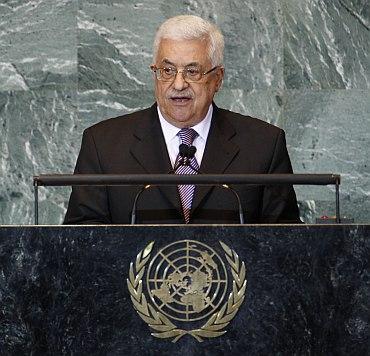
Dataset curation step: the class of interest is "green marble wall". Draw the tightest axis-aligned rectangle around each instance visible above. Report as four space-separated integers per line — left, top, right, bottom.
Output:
0 0 369 224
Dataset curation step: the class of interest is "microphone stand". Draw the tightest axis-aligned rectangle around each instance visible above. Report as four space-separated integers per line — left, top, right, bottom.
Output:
220 185 245 224
130 184 151 225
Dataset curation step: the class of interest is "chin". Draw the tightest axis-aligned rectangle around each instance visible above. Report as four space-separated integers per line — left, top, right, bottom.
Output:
171 117 192 127
169 110 192 122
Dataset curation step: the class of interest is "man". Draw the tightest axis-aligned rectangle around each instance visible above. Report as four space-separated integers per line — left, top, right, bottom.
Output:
64 15 300 224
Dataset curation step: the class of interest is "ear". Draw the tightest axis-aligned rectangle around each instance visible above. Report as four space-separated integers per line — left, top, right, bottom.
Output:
215 67 224 92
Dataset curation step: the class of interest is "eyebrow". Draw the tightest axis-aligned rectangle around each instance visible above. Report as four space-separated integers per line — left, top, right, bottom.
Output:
162 59 200 67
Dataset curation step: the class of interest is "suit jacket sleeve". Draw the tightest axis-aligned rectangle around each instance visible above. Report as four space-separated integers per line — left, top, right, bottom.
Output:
261 129 301 223
64 128 111 224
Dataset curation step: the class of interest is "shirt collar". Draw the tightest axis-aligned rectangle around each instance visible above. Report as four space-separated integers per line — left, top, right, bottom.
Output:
157 104 213 142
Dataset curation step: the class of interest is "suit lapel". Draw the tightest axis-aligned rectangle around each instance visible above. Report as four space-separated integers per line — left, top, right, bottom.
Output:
129 104 181 213
191 106 240 215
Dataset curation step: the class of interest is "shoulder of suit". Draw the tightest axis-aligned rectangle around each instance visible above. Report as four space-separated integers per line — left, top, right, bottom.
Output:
216 107 282 133
84 106 153 134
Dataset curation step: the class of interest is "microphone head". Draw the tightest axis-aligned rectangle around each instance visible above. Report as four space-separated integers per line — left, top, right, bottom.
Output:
179 144 188 157
188 145 197 158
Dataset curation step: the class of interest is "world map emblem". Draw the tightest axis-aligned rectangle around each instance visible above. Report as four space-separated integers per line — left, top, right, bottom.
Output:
127 240 247 342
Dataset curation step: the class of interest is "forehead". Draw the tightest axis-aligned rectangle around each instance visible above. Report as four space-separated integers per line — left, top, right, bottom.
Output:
156 38 210 67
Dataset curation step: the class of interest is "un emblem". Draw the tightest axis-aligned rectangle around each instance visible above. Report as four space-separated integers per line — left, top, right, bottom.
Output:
127 240 247 342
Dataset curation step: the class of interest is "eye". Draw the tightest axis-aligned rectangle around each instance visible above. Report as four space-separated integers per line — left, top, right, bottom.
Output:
162 67 175 75
186 67 201 77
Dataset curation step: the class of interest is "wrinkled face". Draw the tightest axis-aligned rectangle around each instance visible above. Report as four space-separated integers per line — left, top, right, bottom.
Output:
153 38 224 128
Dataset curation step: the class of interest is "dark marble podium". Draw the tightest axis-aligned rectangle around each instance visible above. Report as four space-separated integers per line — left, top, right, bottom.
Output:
0 225 369 355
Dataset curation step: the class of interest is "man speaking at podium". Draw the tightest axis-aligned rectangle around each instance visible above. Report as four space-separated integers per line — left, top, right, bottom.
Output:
64 15 300 225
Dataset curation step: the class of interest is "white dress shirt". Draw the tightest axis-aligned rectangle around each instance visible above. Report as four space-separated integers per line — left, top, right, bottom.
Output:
157 105 213 168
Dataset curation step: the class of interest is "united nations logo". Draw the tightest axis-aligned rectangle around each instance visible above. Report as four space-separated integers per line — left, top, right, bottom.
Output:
148 241 228 322
127 240 247 342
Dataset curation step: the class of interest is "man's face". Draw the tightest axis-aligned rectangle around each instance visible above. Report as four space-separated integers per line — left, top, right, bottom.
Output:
153 38 224 128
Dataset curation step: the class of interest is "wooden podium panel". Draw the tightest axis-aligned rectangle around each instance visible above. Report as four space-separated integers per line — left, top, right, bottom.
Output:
0 225 369 355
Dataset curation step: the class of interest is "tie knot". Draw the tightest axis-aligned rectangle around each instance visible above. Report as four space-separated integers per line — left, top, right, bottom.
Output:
178 128 198 146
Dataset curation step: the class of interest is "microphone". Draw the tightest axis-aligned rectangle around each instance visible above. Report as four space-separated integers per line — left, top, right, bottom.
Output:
171 144 188 172
187 146 197 164
173 144 199 173
179 143 189 157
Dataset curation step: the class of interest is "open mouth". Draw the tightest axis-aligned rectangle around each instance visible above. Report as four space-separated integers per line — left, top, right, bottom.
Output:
170 97 192 104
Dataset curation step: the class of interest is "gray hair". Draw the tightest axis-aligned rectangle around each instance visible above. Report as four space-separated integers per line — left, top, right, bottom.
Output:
153 15 224 67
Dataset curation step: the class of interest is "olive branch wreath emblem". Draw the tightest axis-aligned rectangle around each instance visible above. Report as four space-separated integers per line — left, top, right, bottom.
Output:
127 241 247 342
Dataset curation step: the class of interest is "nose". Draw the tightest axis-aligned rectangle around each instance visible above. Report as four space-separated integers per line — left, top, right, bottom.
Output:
172 70 189 91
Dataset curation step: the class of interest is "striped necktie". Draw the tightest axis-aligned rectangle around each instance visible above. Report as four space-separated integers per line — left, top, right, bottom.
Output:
175 128 199 223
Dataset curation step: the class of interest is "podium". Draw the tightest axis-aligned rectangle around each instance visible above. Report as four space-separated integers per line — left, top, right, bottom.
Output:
1 224 369 354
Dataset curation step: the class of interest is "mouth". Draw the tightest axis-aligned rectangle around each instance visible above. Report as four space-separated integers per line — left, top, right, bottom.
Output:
169 96 192 104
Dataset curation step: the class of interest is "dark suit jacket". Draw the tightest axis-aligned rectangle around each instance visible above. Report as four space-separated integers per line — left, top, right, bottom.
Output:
64 104 300 224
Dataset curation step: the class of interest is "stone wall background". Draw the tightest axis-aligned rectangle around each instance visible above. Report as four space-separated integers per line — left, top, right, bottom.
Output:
0 0 369 224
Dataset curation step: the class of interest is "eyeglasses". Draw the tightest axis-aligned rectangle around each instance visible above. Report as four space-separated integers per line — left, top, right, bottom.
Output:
150 65 220 82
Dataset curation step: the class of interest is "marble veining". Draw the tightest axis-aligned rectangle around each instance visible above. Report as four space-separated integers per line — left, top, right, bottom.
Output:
283 0 370 89
0 0 369 224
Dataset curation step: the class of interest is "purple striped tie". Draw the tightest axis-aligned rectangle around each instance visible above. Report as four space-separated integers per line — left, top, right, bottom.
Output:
175 128 199 223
